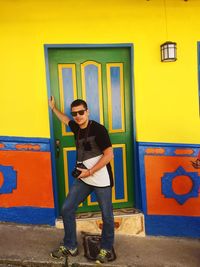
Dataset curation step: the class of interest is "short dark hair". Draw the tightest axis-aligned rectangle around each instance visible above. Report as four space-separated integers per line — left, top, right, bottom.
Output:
70 99 88 110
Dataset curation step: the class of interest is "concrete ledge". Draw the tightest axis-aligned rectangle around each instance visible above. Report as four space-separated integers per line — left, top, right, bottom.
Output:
56 209 145 237
0 258 64 267
0 223 200 267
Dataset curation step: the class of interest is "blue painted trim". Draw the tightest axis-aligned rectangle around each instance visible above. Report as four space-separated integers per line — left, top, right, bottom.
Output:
0 142 50 152
0 136 49 143
145 215 200 238
139 141 200 148
44 43 133 49
0 207 56 226
44 46 59 217
138 141 200 157
138 143 148 213
129 45 141 210
0 136 50 152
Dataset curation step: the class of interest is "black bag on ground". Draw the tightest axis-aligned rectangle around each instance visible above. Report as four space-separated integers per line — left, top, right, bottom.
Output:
81 232 116 261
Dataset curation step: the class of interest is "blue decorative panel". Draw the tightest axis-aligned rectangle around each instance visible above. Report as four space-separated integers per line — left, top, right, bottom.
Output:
107 63 125 133
58 64 77 136
113 147 125 200
84 64 99 122
81 62 103 124
162 166 200 205
65 149 77 193
62 67 75 133
0 165 17 194
110 67 122 129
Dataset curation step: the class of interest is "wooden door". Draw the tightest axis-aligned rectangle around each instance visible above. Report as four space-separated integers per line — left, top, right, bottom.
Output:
47 46 134 213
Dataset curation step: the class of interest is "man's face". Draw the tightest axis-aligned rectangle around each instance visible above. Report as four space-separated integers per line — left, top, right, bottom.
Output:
71 104 89 128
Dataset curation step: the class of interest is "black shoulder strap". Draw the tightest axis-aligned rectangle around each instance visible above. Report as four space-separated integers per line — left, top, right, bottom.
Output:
76 121 92 161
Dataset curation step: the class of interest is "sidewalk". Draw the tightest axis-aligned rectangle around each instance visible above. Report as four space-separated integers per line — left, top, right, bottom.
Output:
0 222 199 267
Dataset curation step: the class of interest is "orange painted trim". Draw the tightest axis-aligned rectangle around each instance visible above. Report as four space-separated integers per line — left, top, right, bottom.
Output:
145 148 165 154
15 144 41 151
0 144 5 149
174 149 194 155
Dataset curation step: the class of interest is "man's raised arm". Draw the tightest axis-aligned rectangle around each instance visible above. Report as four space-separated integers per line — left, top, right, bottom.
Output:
49 96 70 126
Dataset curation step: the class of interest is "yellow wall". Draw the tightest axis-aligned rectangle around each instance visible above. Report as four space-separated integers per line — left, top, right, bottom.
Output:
0 0 200 143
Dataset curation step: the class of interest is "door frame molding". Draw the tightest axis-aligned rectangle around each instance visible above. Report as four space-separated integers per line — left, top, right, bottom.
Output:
44 43 138 217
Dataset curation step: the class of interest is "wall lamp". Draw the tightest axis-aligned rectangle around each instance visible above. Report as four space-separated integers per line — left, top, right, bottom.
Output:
160 41 177 62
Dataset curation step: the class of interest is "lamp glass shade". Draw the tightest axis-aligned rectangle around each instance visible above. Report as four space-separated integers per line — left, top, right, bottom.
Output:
161 42 177 62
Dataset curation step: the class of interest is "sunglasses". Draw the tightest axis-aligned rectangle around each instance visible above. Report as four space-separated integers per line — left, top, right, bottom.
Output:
71 109 87 117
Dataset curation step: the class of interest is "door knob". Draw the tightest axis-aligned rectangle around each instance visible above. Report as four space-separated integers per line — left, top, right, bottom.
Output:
55 139 60 158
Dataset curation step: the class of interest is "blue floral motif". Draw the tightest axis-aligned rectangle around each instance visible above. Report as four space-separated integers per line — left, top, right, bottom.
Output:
0 165 17 194
161 166 200 205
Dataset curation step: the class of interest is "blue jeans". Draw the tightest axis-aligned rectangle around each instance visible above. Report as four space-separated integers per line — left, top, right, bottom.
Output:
61 179 114 250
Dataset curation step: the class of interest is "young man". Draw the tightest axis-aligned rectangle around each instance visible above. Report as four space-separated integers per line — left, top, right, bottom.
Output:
49 97 115 264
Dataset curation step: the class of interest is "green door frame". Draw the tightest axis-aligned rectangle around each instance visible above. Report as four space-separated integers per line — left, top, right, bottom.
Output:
44 43 137 217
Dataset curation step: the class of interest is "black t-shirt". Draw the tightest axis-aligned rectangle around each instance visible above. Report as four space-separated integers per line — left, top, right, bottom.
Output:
69 120 113 187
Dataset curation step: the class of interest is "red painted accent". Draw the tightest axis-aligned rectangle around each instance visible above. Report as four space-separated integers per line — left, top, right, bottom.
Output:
172 175 193 195
15 144 41 150
145 156 200 216
0 172 4 187
98 223 103 230
198 150 200 159
174 149 194 155
0 144 5 148
145 148 165 154
0 151 54 208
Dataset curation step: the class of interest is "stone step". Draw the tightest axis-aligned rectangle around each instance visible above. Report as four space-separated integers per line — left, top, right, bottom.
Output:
56 208 145 236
